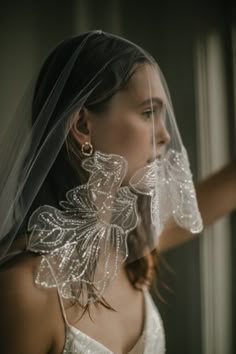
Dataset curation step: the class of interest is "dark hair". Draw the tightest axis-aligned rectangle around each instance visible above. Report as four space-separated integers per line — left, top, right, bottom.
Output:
18 31 160 310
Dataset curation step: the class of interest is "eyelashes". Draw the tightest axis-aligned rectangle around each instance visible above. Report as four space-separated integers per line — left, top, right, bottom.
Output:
142 107 161 119
142 109 154 118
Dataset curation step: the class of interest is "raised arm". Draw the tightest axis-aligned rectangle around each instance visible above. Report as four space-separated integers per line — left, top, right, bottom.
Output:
159 160 236 252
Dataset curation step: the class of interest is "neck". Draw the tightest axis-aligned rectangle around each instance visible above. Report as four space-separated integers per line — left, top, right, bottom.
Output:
103 265 141 308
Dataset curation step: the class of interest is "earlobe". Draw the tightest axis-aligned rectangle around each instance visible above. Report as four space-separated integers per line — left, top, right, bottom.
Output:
71 108 92 146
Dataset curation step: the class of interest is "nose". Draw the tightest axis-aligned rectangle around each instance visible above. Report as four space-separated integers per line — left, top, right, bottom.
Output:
155 119 171 147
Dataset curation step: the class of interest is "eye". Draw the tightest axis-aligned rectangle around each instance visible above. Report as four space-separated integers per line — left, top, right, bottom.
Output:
142 108 156 119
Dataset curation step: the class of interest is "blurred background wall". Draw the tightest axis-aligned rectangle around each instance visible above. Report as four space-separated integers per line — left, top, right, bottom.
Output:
0 1 235 353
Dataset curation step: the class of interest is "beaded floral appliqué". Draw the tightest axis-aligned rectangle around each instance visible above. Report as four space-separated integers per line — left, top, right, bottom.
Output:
130 147 203 235
27 152 139 300
27 148 202 301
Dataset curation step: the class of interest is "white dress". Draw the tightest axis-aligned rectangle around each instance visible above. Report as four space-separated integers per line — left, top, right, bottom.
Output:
61 289 166 354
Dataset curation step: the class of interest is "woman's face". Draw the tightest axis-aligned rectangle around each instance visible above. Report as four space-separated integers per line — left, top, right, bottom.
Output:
89 63 170 181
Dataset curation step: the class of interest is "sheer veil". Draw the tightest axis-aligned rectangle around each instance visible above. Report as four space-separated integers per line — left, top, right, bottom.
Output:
0 31 202 301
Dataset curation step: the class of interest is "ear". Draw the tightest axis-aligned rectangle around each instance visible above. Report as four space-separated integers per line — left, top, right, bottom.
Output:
70 108 92 146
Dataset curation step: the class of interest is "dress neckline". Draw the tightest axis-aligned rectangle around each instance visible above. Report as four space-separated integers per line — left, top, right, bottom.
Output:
63 288 148 354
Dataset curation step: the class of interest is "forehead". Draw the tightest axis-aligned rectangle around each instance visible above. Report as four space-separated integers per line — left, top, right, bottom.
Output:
125 63 166 104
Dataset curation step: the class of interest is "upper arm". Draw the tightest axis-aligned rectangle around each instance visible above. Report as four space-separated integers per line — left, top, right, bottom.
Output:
0 259 54 354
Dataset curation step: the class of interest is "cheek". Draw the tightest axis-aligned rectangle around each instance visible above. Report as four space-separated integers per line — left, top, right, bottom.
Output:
117 124 149 158
91 116 153 183
92 115 151 159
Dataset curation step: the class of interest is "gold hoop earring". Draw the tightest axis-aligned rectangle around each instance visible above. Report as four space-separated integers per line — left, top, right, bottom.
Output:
81 142 93 157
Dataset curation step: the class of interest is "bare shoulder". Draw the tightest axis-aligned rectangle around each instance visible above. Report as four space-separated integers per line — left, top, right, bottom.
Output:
0 252 49 311
0 253 60 354
1 252 43 293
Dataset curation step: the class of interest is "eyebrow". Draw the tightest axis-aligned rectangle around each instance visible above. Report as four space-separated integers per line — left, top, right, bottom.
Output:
139 97 165 108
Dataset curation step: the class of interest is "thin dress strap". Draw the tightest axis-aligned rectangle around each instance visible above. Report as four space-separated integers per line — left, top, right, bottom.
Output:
43 255 69 326
55 285 70 326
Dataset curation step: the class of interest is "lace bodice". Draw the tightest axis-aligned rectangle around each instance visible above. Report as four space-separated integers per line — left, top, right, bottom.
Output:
61 289 165 354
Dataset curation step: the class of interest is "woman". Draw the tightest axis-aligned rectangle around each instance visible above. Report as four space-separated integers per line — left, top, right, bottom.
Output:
0 31 235 354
